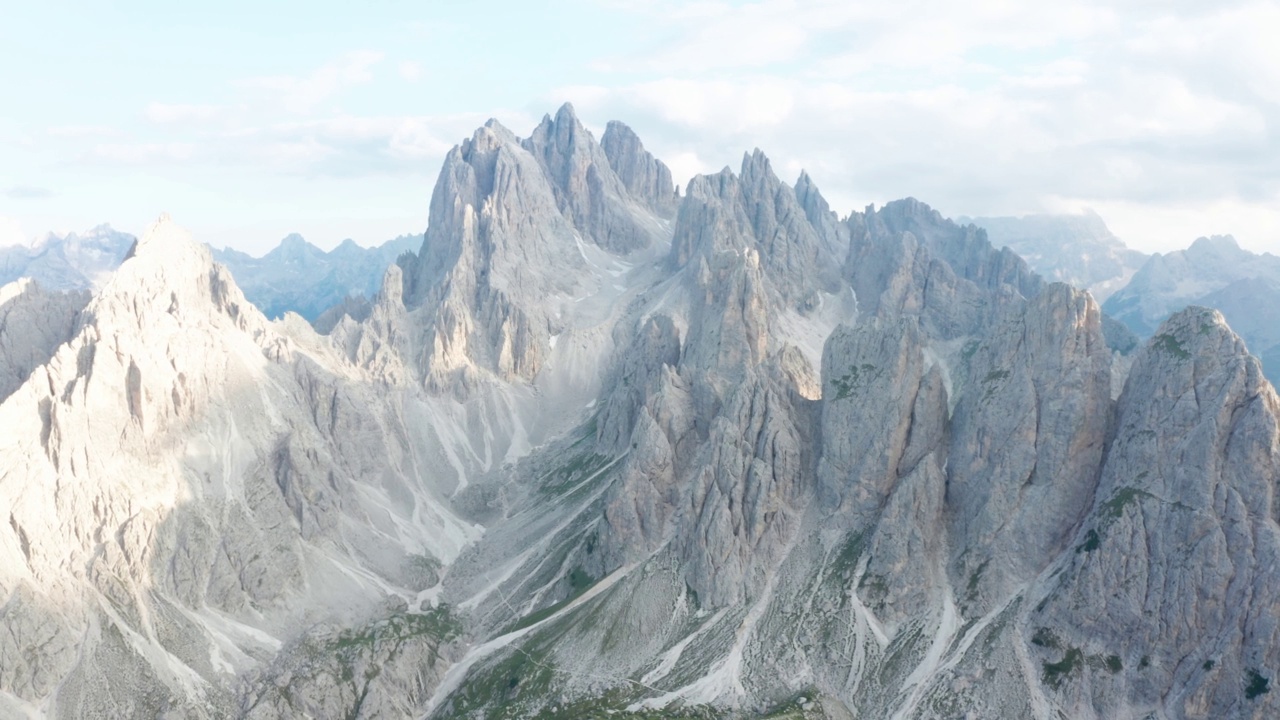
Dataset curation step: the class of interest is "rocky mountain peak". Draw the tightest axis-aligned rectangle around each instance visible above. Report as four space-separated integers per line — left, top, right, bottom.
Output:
521 101 658 254
1187 233 1243 256
794 168 849 260
1103 233 1280 381
95 215 264 341
671 156 843 307
1133 305 1255 387
527 102 589 157
793 170 825 214
473 117 520 149
1025 303 1280 718
600 119 678 217
739 147 773 180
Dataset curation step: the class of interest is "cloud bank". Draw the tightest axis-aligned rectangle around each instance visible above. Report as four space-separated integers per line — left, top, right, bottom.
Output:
7 0 1277 254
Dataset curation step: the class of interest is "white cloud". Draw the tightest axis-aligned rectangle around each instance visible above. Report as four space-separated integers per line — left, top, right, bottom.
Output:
4 185 53 200
0 215 30 247
14 5 1280 254
88 142 196 164
563 0 1280 251
240 51 385 114
46 125 119 138
224 113 491 176
145 102 223 124
1048 194 1280 255
399 61 423 82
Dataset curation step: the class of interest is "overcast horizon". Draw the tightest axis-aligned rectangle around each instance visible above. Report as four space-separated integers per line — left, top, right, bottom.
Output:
3 0 1278 256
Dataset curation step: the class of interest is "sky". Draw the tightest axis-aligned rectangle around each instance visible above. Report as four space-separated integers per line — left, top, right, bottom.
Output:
1 0 1278 256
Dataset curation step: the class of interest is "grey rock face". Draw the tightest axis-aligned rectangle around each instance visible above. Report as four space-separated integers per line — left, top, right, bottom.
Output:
1032 306 1280 719
846 220 1023 342
857 198 1043 301
600 120 679 218
672 153 843 310
815 318 950 628
0 218 476 718
946 283 1112 613
523 103 660 254
597 249 815 606
0 279 89 403
817 318 937 518
401 119 582 389
795 170 850 261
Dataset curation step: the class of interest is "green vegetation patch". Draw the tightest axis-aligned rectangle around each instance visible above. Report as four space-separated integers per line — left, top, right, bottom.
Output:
980 602 1017 661
503 566 601 635
325 605 461 655
981 369 1012 401
448 641 559 718
966 560 990 600
1101 487 1149 523
570 415 599 447
530 689 719 719
830 531 866 581
539 451 613 496
1076 529 1100 553
832 363 880 400
1247 669 1271 700
754 687 825 719
983 369 1011 384
879 623 926 685
860 568 890 602
1152 333 1191 360
1043 648 1084 689
1031 627 1061 650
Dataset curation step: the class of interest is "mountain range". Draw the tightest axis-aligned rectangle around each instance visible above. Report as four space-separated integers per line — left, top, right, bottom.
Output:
0 225 136 291
1102 235 1280 382
1 227 419 324
1 104 1278 719
961 211 1147 303
210 234 421 322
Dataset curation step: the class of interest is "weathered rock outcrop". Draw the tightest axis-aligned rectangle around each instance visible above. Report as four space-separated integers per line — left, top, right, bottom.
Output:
946 283 1112 613
0 218 475 718
601 119 679 219
0 279 89 403
1031 306 1280 718
523 103 661 254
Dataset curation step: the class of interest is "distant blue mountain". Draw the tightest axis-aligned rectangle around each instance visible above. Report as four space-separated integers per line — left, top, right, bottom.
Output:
0 225 136 290
211 233 420 321
1103 235 1280 384
1 226 420 323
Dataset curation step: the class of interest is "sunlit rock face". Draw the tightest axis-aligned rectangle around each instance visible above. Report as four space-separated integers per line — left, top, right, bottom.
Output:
2 107 1278 720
